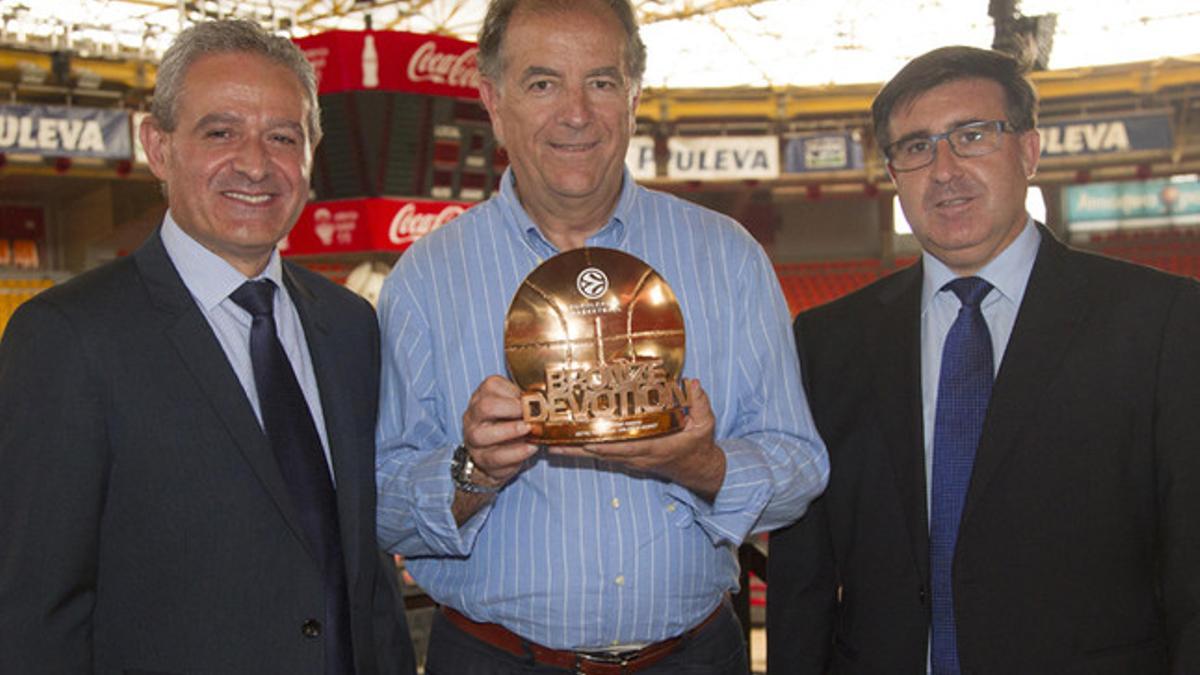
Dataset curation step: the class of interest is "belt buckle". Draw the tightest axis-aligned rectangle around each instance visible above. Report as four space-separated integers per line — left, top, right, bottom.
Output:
575 650 632 674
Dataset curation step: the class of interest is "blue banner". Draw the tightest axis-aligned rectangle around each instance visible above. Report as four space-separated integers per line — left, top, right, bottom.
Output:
784 132 864 172
1065 179 1200 228
0 104 131 159
1039 112 1173 158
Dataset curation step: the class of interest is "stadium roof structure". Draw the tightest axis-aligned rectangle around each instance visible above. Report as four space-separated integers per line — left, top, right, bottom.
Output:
0 0 1197 88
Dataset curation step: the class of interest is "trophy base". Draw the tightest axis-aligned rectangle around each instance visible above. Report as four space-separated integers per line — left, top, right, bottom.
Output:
529 409 686 445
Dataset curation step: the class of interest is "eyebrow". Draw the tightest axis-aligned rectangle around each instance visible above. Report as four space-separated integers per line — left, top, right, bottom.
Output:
193 112 241 131
192 112 305 137
586 66 623 81
519 65 561 83
518 65 624 83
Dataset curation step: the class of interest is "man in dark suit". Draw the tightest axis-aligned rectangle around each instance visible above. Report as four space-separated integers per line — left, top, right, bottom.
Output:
768 46 1200 675
0 20 414 675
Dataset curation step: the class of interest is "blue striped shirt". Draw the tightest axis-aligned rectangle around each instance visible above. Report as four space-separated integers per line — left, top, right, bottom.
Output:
375 168 828 649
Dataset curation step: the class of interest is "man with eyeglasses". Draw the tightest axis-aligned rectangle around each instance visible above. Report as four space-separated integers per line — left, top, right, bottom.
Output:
767 46 1200 674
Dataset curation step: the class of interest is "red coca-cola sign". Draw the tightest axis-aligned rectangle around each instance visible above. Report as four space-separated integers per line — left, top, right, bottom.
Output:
283 197 471 256
294 30 481 99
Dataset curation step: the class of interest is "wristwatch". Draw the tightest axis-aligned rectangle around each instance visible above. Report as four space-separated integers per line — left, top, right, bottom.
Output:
450 444 503 494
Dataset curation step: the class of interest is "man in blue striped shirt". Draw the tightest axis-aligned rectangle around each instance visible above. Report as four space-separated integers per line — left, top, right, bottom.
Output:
375 1 828 672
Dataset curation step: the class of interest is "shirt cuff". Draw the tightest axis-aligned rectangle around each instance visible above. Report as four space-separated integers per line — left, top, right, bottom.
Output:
406 445 494 556
663 438 771 547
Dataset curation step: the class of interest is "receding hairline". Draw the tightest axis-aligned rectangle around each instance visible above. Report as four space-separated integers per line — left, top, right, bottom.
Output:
479 0 645 89
172 51 314 133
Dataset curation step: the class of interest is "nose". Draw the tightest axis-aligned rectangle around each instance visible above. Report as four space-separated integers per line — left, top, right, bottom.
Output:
928 136 962 181
559 84 594 129
233 137 270 181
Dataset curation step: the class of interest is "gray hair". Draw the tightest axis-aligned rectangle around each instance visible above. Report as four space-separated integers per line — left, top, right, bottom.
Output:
477 0 647 89
151 19 322 143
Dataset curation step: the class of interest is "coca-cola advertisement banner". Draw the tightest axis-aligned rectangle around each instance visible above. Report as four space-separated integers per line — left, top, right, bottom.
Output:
282 197 471 256
294 30 480 99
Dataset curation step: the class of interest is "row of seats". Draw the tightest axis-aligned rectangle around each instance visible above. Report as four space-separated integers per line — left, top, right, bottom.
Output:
776 258 916 316
777 243 1200 318
1088 229 1200 279
1107 253 1200 277
1089 229 1200 257
6 244 1198 338
1089 228 1200 245
0 278 55 338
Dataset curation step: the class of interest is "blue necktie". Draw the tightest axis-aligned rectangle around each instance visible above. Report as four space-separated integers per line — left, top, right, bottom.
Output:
930 276 994 675
231 280 353 675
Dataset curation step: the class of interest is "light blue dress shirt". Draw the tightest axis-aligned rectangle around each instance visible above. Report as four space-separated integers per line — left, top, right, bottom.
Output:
920 217 1040 501
375 168 829 650
160 213 335 477
919 217 1039 673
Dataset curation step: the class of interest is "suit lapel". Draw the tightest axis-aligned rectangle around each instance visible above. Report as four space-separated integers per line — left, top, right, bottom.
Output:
873 263 932 580
134 233 318 563
961 227 1090 527
284 264 366 591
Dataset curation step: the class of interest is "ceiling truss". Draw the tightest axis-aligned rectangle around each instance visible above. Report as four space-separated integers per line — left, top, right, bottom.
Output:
0 0 773 50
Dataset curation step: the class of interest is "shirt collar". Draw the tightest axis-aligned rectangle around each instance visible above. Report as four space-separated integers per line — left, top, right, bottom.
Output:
160 210 285 312
496 166 634 255
921 216 1041 314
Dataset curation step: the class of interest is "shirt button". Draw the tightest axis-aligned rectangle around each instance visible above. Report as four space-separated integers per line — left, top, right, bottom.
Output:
611 498 620 509
301 619 322 638
614 575 625 586
666 502 676 513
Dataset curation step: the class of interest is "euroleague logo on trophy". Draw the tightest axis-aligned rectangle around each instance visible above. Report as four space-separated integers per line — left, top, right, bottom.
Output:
576 267 608 299
504 248 689 444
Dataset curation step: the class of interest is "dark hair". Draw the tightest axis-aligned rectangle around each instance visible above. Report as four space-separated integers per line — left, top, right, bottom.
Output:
152 19 321 143
477 0 647 88
872 45 1037 150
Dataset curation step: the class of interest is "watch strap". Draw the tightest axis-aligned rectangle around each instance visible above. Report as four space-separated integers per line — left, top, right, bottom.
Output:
451 444 503 494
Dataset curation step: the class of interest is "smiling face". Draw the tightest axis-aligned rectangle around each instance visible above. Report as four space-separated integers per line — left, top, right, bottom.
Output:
888 77 1040 276
478 0 638 225
141 51 313 276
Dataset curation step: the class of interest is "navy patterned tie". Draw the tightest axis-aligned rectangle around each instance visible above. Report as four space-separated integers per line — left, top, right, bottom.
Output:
230 280 353 675
930 276 994 675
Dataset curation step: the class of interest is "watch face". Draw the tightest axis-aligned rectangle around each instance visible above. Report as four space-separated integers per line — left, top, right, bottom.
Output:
504 247 688 445
450 445 469 476
450 445 500 494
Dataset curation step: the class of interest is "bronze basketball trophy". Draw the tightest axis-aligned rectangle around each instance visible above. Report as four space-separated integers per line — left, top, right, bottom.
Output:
504 248 688 444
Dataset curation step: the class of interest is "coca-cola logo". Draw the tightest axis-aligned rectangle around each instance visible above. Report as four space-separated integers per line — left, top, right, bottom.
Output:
314 207 359 246
388 203 465 245
406 42 480 90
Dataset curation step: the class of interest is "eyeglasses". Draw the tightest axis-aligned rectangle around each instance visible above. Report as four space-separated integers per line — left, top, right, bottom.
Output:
884 120 1014 172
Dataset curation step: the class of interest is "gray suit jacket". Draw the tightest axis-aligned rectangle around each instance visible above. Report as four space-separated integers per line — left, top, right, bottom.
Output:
768 227 1200 674
0 231 415 675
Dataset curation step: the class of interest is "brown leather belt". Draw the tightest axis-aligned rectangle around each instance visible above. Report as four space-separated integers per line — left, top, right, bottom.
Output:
441 602 725 675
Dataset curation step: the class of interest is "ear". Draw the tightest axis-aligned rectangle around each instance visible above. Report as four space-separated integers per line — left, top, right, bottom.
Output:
139 115 172 183
1018 128 1040 180
478 78 505 145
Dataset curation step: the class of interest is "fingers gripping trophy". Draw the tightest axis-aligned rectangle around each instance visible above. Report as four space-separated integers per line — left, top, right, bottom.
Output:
504 248 689 444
